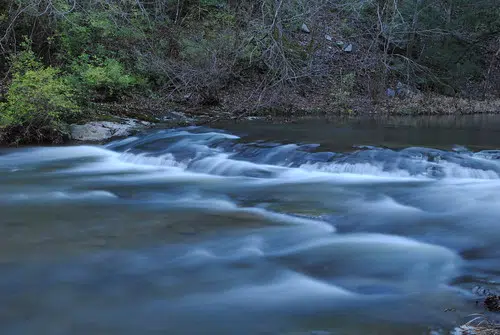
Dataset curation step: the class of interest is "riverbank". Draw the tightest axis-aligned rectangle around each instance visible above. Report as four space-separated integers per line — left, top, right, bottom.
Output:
83 89 500 124
118 92 500 120
2 92 500 145
60 92 500 143
2 1 499 145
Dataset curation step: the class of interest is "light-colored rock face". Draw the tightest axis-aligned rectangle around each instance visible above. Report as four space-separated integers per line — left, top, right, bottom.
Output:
301 23 310 33
70 118 151 142
159 111 194 123
70 123 114 142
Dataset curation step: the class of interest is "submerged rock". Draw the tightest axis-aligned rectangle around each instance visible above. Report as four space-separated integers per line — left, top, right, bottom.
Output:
70 118 152 142
484 295 500 312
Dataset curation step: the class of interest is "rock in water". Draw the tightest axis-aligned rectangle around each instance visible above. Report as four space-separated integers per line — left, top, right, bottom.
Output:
484 295 500 312
344 44 353 52
70 118 151 142
301 23 310 33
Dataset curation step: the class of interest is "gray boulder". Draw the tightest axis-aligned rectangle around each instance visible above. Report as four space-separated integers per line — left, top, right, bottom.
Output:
159 111 194 123
396 81 410 97
344 44 353 52
70 118 152 142
386 88 396 98
301 23 310 33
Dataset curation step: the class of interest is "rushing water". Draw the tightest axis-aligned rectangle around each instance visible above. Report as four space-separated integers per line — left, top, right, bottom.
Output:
1 116 500 335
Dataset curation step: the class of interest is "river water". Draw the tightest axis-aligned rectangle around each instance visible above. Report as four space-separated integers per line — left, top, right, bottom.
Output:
1 116 500 334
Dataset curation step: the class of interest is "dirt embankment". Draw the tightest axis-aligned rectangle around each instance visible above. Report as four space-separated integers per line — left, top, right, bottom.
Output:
93 92 500 128
92 6 500 124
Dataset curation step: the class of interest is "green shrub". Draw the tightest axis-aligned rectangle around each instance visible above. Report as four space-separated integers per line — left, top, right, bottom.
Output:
0 43 80 144
69 55 139 100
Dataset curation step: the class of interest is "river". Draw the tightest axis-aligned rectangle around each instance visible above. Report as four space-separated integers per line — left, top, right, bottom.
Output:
1 116 500 334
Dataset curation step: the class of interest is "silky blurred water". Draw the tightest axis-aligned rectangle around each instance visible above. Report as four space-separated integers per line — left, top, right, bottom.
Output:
1 116 500 335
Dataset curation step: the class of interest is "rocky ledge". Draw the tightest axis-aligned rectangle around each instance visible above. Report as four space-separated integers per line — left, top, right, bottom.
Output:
70 118 153 142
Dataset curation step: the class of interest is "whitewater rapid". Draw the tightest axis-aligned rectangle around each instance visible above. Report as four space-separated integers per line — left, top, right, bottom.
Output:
1 126 499 334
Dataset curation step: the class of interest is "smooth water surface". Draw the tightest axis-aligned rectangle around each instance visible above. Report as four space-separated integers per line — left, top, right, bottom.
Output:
2 116 500 335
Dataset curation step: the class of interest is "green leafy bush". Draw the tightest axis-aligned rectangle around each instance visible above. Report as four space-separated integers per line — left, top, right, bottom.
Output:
0 42 80 143
70 55 139 100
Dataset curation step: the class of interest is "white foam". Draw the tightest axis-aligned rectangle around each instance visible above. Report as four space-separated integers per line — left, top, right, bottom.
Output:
189 154 286 177
178 239 265 265
179 271 355 309
118 152 186 168
271 233 460 291
1 190 117 202
104 136 140 148
0 146 117 165
228 272 354 300
156 195 335 233
440 161 499 179
56 151 185 174
178 248 218 265
275 167 427 185
302 159 500 180
302 162 412 177
344 195 426 226
158 130 240 140
274 233 456 258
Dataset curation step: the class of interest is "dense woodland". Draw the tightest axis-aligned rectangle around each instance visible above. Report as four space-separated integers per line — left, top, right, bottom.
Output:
0 0 499 143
